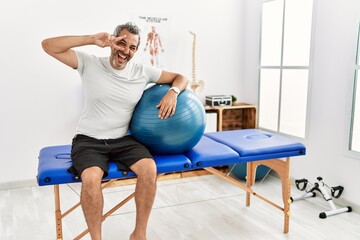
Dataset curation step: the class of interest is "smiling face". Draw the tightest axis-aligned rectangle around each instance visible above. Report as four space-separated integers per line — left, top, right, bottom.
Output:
110 29 139 70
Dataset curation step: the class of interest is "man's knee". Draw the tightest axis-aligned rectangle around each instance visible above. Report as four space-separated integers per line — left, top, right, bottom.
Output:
131 158 157 180
81 166 104 190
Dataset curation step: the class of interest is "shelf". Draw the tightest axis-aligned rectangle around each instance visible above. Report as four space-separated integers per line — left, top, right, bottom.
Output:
205 103 257 131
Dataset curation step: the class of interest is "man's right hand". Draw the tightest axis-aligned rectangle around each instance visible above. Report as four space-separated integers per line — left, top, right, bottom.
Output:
93 32 126 52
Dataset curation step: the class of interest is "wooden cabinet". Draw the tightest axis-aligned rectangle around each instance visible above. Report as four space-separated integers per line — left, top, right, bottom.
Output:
205 103 257 131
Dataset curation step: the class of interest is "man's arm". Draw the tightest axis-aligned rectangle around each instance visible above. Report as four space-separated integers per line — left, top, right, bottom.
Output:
41 33 125 69
156 71 189 119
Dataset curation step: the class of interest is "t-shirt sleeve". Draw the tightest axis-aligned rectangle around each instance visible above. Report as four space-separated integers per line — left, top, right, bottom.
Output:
74 50 89 75
142 64 162 84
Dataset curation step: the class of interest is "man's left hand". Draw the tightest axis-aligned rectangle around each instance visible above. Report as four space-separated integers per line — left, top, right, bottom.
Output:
156 91 178 119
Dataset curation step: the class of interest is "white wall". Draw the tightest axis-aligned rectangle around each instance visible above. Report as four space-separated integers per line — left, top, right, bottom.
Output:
243 0 360 209
294 0 360 208
0 0 244 187
242 0 262 105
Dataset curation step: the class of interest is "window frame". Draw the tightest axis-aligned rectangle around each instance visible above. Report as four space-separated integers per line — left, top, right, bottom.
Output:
258 0 315 140
348 21 360 156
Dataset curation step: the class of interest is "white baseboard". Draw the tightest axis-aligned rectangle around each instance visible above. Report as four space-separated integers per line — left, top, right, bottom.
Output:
0 179 38 190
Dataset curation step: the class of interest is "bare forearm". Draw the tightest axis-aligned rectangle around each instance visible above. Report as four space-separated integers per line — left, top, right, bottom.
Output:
157 71 189 91
41 35 95 55
172 74 189 91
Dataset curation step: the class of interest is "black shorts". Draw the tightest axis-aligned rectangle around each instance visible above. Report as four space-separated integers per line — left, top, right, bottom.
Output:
70 134 153 178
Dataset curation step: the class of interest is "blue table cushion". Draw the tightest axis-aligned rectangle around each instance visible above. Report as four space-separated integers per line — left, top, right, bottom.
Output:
38 145 192 186
38 130 306 186
205 129 306 162
38 145 75 185
185 135 240 168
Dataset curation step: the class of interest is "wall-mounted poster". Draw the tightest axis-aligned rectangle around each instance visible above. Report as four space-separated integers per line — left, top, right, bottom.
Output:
133 15 170 68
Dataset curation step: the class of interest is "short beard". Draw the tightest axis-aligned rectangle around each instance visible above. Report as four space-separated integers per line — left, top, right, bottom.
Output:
110 54 127 70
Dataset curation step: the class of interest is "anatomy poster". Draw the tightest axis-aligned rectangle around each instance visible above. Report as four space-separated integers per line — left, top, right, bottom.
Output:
133 15 171 68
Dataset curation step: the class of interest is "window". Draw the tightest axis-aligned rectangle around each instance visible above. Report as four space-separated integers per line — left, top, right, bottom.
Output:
259 0 313 138
350 23 360 152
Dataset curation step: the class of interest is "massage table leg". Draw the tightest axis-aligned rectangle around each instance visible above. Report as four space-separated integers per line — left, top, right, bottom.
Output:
54 185 63 240
248 157 291 233
246 162 256 207
206 157 292 233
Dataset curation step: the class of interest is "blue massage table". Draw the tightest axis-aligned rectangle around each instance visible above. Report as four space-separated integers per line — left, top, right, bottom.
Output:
37 129 306 239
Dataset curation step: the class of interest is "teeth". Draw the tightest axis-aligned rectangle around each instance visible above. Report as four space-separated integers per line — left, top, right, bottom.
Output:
118 52 126 59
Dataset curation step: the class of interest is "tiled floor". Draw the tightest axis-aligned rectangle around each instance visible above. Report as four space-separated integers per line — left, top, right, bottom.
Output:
1 174 359 240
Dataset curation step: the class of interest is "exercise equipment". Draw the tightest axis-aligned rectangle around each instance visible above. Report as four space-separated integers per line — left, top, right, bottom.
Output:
37 129 306 239
130 84 206 154
291 176 352 218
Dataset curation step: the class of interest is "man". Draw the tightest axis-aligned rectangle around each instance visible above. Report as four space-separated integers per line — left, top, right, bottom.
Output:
42 22 189 240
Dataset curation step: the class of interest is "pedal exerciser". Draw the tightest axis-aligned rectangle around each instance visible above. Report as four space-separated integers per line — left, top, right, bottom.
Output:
291 176 352 219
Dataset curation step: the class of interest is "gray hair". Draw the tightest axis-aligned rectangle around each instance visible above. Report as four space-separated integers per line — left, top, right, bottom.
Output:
113 22 141 48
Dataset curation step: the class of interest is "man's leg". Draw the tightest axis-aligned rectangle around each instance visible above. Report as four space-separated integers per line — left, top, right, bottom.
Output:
80 166 104 240
129 158 157 240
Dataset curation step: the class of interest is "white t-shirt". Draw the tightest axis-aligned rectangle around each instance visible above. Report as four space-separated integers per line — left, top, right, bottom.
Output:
75 50 162 139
